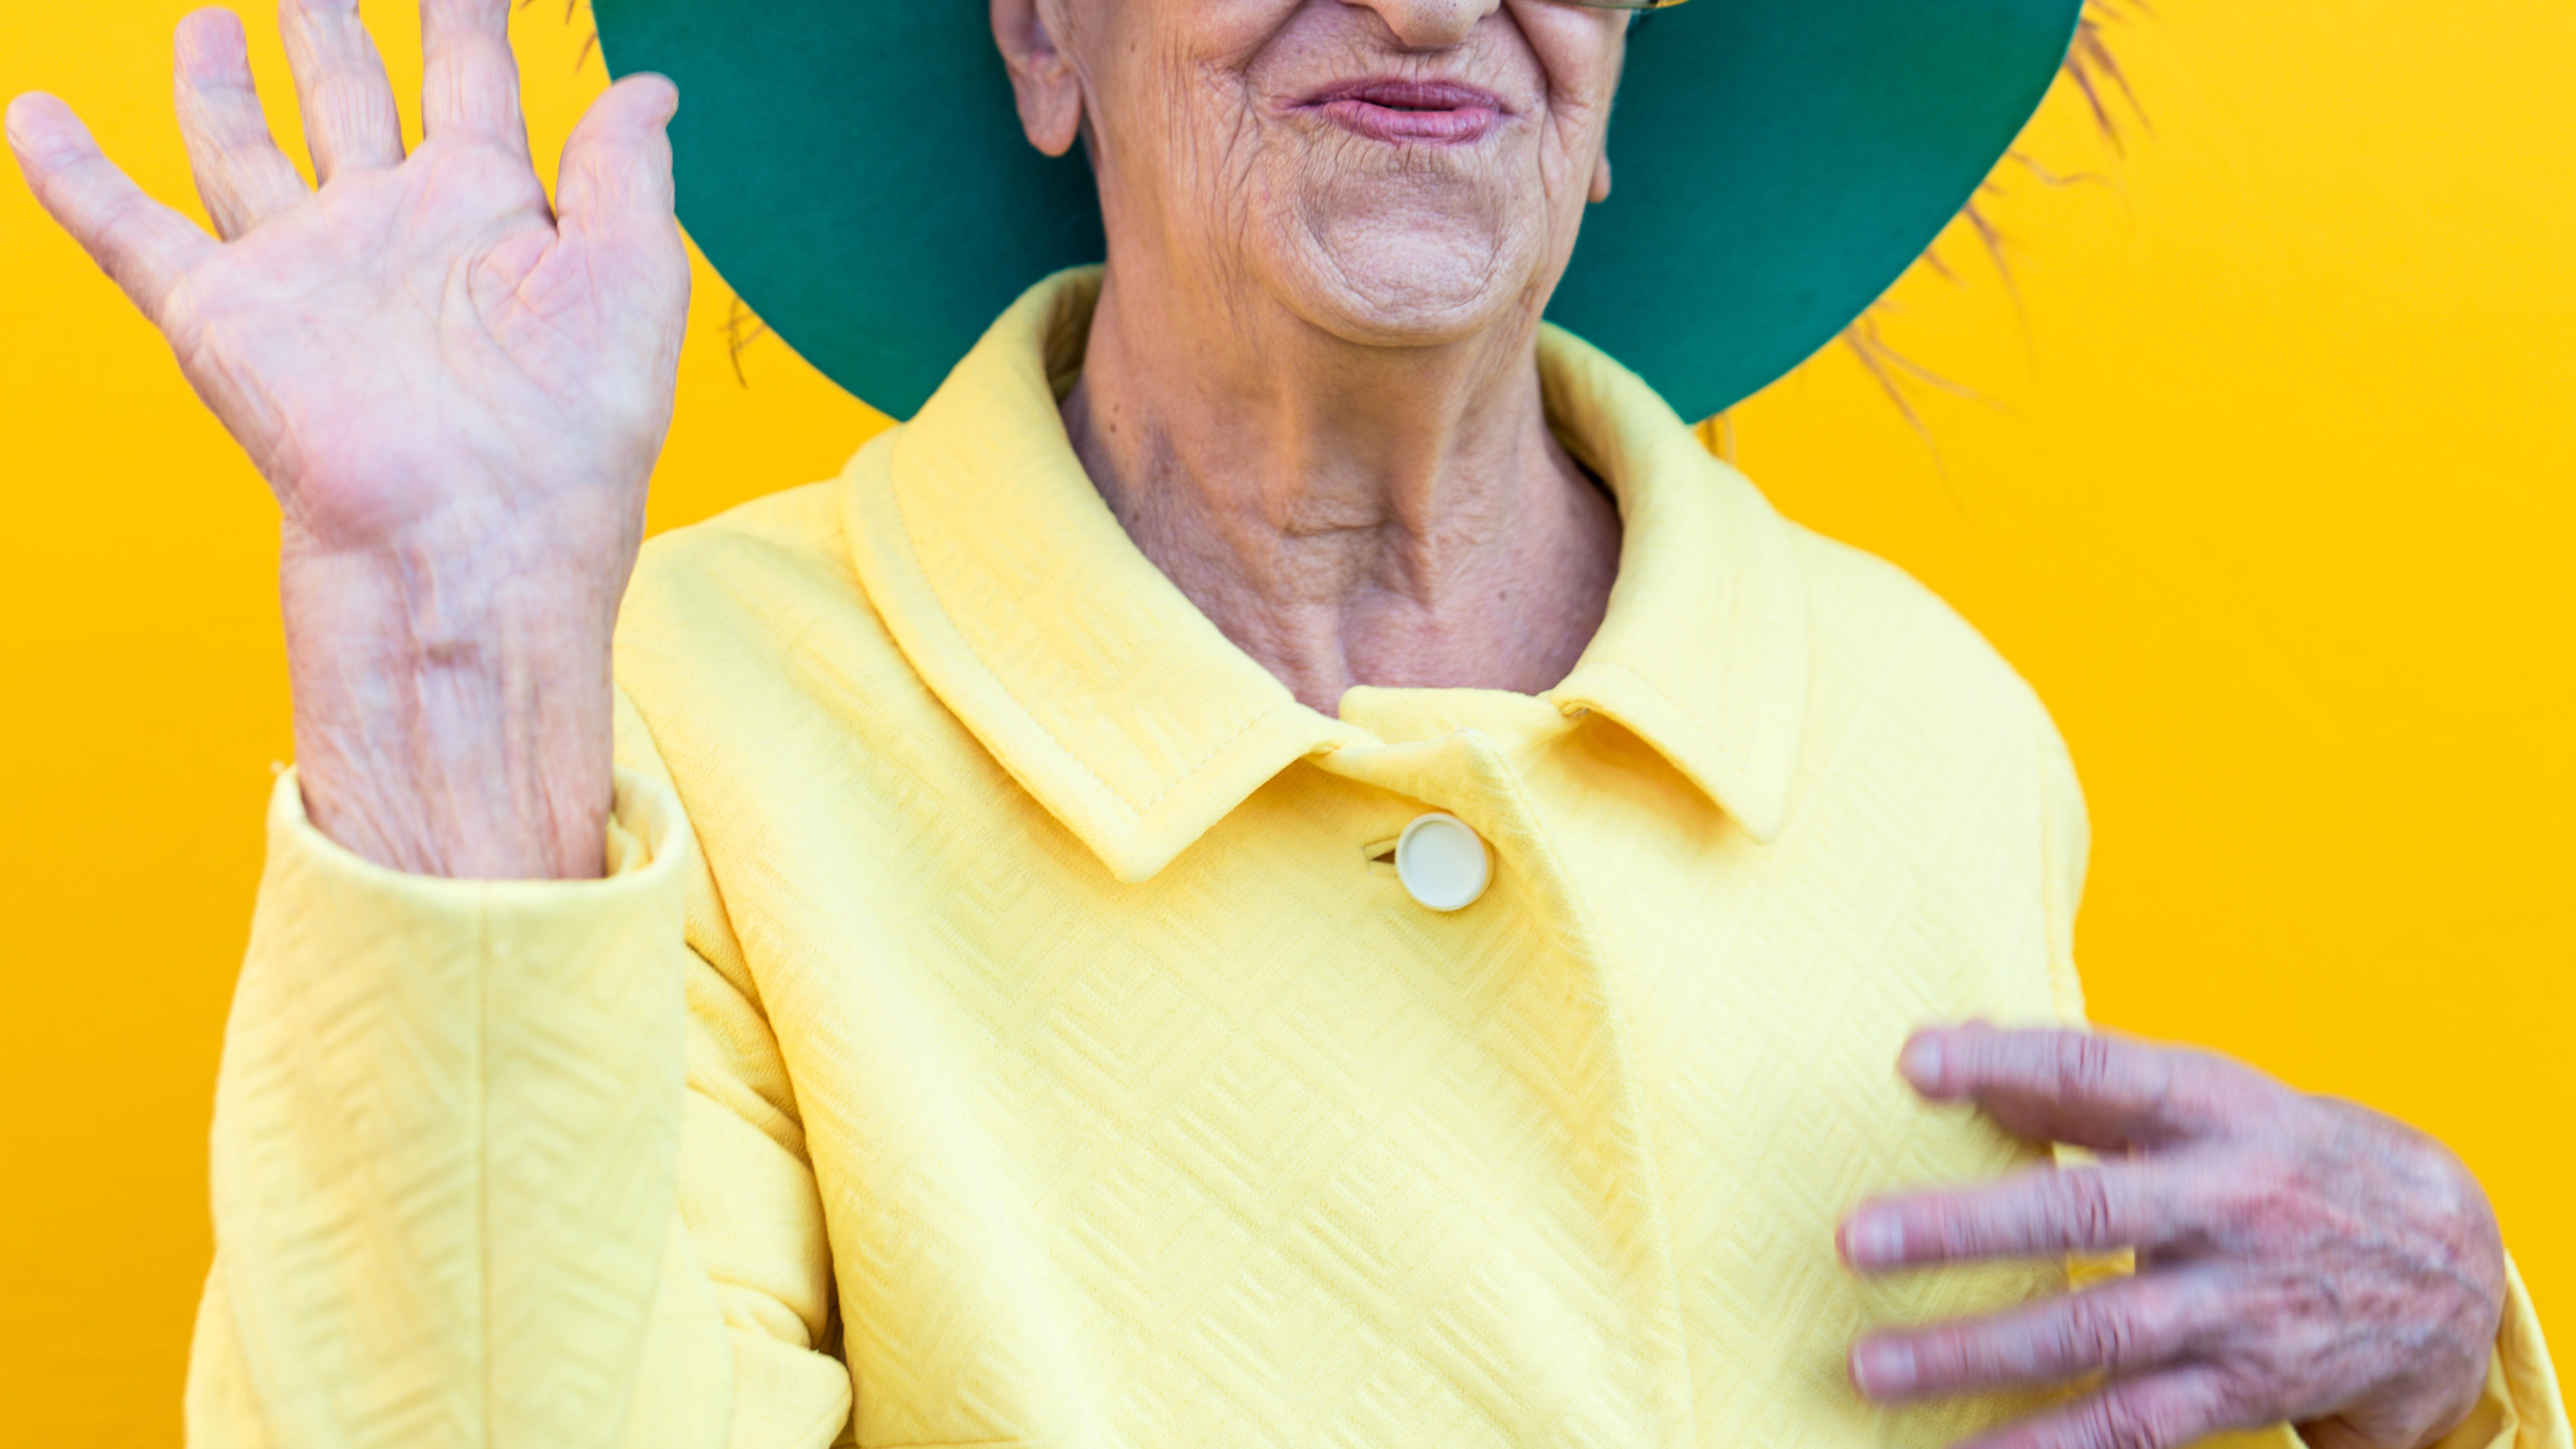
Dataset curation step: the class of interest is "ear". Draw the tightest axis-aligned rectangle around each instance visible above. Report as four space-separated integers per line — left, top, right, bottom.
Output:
991 0 1084 157
1589 150 1613 204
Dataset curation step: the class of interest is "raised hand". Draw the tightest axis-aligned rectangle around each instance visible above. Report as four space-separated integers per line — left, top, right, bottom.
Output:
1840 1026 2504 1449
5 0 689 879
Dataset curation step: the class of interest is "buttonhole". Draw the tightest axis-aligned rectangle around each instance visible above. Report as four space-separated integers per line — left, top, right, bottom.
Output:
1361 837 1400 876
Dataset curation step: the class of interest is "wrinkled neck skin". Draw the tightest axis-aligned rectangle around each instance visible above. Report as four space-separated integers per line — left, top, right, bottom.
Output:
1061 247 1621 718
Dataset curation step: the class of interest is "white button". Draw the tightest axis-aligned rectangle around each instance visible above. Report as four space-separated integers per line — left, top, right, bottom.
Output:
1394 812 1490 912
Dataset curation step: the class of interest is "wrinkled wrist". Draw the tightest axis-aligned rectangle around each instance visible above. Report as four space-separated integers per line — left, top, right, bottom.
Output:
278 538 626 881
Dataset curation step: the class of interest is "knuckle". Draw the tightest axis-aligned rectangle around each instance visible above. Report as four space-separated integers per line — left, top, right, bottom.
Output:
2202 1361 2277 1428
2057 1031 2124 1099
2213 1165 2279 1228
2217 1158 2317 1243
2057 1293 2139 1373
2054 1167 2122 1247
2083 1389 2191 1449
1938 1197 1994 1258
2246 1276 2349 1348
2072 1395 2141 1449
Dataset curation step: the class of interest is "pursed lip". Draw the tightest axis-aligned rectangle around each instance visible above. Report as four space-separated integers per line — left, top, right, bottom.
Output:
1295 77 1510 145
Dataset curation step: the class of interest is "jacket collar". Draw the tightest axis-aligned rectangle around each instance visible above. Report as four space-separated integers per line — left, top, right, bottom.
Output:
842 269 1809 883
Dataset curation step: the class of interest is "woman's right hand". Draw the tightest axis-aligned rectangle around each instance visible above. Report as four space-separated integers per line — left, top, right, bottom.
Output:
6 0 689 879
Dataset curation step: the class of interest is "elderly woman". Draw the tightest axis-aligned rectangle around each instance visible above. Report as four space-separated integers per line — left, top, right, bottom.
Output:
6 0 2562 1446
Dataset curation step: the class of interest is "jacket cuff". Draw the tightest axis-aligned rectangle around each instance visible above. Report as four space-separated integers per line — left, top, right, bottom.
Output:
2447 1251 2572 1449
267 762 690 891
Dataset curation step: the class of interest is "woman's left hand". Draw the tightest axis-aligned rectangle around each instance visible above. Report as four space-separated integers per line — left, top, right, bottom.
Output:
1838 1025 2504 1449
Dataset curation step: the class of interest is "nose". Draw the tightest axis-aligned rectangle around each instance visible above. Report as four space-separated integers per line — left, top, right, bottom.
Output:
1340 0 1499 51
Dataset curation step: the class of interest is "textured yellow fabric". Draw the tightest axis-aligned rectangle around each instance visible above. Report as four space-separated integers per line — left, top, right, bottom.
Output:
184 269 2567 1449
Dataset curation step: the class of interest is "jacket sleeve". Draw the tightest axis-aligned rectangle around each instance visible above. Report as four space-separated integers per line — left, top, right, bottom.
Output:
2033 709 2572 1449
181 692 852 1449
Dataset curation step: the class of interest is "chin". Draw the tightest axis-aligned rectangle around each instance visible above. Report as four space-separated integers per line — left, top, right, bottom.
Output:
1275 210 1543 349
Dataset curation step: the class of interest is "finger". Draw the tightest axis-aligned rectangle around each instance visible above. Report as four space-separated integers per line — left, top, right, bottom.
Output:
279 0 405 179
554 74 686 284
419 0 530 158
1850 1269 2226 1402
6 93 219 326
174 9 313 240
1957 1364 2252 1449
1840 1159 2199 1270
556 72 679 232
1901 1025 2258 1150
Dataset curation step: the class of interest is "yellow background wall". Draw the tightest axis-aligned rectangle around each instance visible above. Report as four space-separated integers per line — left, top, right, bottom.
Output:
1 2 2567 1441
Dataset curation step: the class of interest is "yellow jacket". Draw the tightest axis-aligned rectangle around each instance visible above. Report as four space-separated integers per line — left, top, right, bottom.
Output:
183 270 2566 1449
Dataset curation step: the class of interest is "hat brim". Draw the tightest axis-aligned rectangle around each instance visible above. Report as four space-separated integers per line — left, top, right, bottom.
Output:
593 0 2082 422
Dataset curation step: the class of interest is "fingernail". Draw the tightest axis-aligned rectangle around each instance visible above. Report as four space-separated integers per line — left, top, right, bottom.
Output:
4 95 40 149
632 72 681 117
1852 1339 1917 1398
1842 1212 1904 1268
1899 1033 1944 1091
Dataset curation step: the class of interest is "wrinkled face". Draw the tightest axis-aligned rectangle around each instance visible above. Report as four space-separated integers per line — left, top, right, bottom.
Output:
1004 0 1630 348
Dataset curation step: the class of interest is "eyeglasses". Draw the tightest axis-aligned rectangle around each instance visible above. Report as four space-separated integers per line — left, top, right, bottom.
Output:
1559 0 1689 9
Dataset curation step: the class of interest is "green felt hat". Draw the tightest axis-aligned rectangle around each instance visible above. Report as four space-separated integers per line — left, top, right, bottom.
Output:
590 0 2084 422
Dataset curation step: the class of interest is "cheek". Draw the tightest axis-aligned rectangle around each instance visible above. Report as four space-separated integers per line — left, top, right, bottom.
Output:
1088 14 1281 218
1512 4 1627 150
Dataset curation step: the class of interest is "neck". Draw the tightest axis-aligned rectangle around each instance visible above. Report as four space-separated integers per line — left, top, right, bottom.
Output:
1062 265 1622 716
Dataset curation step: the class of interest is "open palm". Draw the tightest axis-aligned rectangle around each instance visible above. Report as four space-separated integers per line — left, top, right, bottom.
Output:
7 0 692 877
5 0 687 567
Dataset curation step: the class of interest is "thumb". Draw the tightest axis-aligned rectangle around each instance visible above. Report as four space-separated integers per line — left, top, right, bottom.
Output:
555 73 682 266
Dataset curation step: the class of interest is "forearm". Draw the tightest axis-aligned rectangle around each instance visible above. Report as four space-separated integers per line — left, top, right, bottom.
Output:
280 527 627 881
